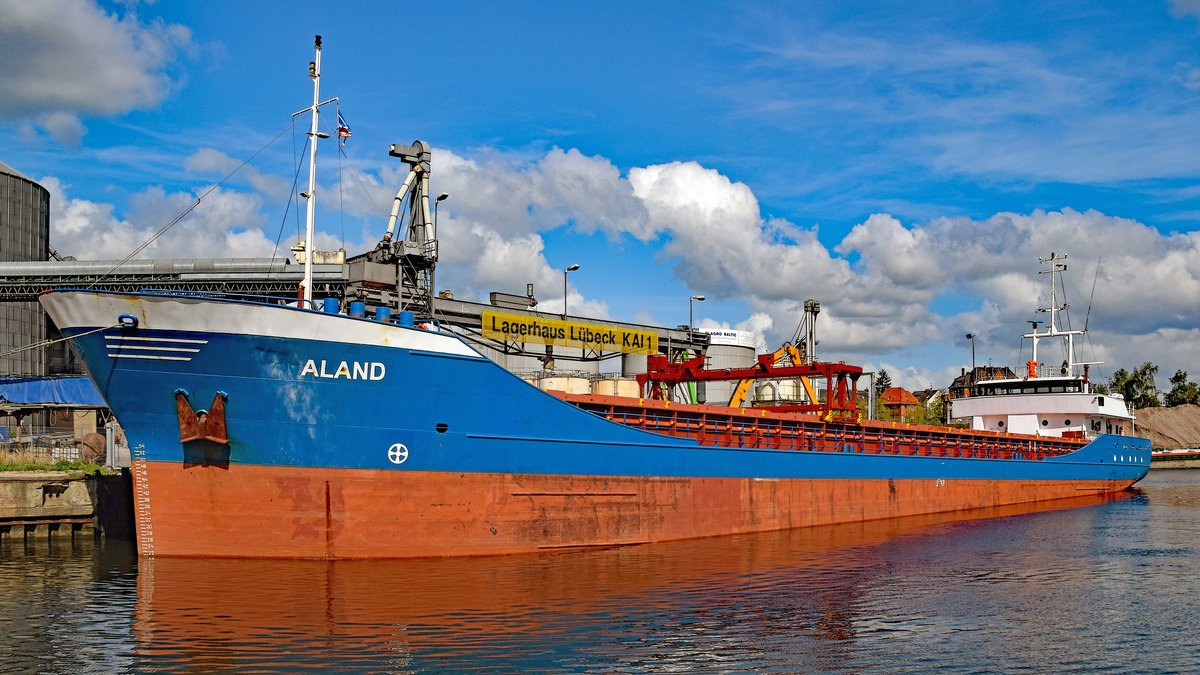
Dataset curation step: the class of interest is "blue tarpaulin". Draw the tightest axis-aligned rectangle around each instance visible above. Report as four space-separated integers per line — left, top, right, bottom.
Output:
0 376 105 407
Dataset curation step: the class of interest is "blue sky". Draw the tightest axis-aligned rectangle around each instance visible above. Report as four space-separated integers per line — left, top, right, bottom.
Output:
3 0 1200 391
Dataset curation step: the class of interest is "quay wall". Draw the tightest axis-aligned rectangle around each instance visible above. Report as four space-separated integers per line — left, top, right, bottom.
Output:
0 471 133 540
1150 456 1200 470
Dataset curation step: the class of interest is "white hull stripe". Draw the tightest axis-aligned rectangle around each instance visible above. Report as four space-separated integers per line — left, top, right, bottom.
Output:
109 335 209 345
105 335 205 362
107 354 193 361
104 343 201 353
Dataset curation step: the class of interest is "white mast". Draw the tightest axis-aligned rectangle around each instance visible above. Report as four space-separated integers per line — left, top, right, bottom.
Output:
1023 252 1088 376
300 35 324 305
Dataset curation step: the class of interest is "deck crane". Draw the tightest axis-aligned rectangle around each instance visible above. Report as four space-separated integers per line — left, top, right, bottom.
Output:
636 352 862 421
727 299 822 407
362 140 438 316
726 342 819 407
637 298 863 420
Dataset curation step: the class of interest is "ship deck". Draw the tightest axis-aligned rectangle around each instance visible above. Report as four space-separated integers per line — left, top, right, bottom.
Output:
559 392 1090 462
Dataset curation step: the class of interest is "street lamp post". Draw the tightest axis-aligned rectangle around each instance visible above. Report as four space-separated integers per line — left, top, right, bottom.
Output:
430 193 449 304
433 192 449 240
965 332 976 385
689 294 705 332
563 264 579 318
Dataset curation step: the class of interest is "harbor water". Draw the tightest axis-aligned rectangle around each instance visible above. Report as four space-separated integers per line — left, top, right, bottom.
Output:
2 470 1198 674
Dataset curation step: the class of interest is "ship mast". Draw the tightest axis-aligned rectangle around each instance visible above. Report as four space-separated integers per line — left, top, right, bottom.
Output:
296 35 337 305
1024 252 1087 376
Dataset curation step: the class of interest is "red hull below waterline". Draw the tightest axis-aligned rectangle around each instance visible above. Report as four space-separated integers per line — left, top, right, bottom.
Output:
131 461 1136 559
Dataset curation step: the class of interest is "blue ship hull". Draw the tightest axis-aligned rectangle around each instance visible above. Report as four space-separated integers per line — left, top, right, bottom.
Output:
41 290 1151 558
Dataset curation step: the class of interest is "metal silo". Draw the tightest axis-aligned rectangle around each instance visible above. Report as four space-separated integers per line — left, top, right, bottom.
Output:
0 160 49 377
701 329 757 407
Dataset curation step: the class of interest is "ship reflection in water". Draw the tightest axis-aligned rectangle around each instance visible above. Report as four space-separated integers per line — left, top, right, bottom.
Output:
5 477 1200 673
123 486 1192 674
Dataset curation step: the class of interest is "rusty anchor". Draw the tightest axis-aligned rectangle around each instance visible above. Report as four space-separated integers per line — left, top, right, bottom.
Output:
175 389 230 445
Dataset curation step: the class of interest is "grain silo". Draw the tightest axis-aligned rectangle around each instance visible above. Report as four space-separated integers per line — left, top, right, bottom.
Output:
701 329 757 406
0 160 50 376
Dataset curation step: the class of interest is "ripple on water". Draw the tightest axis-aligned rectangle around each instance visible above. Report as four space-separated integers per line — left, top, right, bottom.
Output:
1 479 1199 673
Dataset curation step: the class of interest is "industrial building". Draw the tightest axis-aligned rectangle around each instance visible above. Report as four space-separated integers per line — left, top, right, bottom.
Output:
0 160 50 378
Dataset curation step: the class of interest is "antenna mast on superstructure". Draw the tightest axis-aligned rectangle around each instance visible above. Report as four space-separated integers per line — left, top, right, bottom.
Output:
1023 252 1094 377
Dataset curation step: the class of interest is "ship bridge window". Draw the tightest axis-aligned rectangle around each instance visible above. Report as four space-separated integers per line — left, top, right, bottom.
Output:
982 381 1081 395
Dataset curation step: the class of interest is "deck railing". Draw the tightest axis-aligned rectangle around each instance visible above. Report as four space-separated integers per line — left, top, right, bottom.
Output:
566 395 1085 462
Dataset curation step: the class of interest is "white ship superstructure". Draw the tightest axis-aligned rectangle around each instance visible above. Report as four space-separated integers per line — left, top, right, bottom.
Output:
951 253 1135 439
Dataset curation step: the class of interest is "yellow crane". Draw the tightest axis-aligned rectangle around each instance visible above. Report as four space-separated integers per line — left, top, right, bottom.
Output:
727 343 819 407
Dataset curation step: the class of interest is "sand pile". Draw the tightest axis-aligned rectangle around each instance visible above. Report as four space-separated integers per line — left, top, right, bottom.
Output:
1134 404 1200 450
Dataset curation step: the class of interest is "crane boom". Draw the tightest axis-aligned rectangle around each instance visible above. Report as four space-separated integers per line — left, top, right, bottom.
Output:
638 352 863 421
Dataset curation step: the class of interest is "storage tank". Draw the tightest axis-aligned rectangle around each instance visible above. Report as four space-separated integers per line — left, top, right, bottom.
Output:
621 353 648 378
550 347 599 376
701 329 757 407
0 160 50 377
537 376 591 395
506 352 545 375
591 376 640 398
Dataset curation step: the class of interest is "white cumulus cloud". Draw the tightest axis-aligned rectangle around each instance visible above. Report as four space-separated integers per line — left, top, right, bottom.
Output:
37 141 1200 390
0 0 193 143
44 176 280 261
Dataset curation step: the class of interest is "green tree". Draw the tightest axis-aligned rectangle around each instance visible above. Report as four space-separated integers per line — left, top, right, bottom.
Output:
903 393 945 426
873 369 892 398
872 369 895 421
1165 370 1200 407
1106 362 1161 409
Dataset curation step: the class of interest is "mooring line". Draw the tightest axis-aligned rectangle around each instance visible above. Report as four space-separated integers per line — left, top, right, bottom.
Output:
0 323 120 359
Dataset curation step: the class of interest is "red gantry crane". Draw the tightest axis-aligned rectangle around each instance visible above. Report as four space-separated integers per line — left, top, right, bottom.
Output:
636 352 864 421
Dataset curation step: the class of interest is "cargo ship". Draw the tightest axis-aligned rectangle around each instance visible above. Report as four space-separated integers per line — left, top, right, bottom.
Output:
38 39 1150 559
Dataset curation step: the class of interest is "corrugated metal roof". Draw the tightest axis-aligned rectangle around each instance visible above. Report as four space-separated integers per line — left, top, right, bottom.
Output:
0 159 33 181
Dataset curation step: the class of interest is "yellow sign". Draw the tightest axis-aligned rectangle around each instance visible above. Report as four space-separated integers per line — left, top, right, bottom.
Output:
482 310 658 355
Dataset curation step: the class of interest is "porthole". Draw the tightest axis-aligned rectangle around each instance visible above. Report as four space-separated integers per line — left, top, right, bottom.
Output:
435 423 449 434
997 420 1005 428
1064 419 1071 426
1041 419 1049 427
